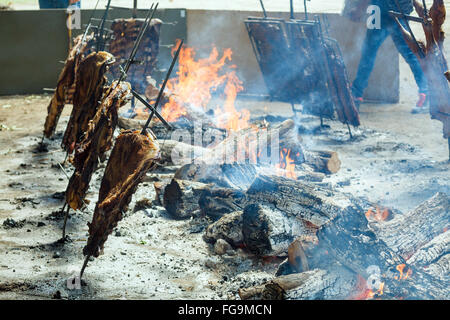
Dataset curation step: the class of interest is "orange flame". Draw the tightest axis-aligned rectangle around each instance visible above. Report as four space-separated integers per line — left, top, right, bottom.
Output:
350 275 384 300
276 148 297 179
159 40 249 131
395 264 412 281
365 206 390 222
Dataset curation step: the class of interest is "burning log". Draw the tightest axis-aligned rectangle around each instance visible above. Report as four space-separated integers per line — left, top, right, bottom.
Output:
161 177 246 220
370 192 449 261
43 34 93 138
238 191 449 300
238 271 324 300
407 230 449 280
82 129 160 260
246 175 349 227
159 140 208 166
238 268 355 300
65 81 132 212
207 119 304 165
315 192 449 299
174 162 259 190
61 51 115 154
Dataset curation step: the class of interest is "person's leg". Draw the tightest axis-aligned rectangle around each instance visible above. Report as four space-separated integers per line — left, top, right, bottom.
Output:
388 20 428 95
352 27 390 98
38 0 54 8
39 0 70 8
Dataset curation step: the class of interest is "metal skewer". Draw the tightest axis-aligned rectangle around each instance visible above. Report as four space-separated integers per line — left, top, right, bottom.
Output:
96 0 112 52
80 254 91 279
118 2 158 84
131 89 172 130
259 0 267 18
141 39 183 134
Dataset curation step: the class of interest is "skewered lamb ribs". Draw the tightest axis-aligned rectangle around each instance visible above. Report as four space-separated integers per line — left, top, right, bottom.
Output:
43 34 93 138
83 129 160 258
61 51 115 154
65 81 132 211
109 18 162 93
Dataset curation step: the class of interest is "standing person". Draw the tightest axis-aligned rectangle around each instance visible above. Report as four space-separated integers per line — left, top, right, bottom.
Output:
39 0 80 9
348 0 428 113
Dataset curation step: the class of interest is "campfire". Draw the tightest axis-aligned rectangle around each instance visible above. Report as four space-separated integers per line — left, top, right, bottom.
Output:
2 0 448 302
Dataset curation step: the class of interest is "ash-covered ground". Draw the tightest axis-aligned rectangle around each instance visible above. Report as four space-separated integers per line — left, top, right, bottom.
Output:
0 83 448 299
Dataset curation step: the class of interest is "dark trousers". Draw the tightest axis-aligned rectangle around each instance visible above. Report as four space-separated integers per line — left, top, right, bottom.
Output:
39 0 80 9
352 18 427 98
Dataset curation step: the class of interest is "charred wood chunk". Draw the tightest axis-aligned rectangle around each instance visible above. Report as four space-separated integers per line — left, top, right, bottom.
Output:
242 204 272 256
199 187 246 220
303 150 341 174
246 175 344 227
239 269 353 300
371 192 449 261
203 211 243 247
242 203 315 257
407 230 449 271
162 179 210 220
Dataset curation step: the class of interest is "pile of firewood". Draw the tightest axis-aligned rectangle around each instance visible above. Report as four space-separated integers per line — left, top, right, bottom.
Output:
157 157 448 299
147 117 448 300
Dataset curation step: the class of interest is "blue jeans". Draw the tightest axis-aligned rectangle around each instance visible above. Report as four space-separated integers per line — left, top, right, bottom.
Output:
352 16 427 98
39 0 80 9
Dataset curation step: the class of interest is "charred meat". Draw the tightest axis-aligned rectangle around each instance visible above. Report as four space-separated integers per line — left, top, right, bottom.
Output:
65 81 132 211
61 51 115 153
83 129 160 257
43 34 93 138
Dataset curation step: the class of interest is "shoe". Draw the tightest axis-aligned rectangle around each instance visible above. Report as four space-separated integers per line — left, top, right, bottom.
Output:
411 93 429 114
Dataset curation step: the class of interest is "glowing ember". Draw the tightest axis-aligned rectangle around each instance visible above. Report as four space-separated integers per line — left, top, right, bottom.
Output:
395 264 412 280
159 40 250 131
365 206 391 222
276 148 297 179
350 275 385 300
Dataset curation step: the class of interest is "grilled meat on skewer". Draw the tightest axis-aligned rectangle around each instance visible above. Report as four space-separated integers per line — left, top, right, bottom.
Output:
43 34 93 138
83 129 160 258
65 81 132 211
61 51 115 154
109 18 162 93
